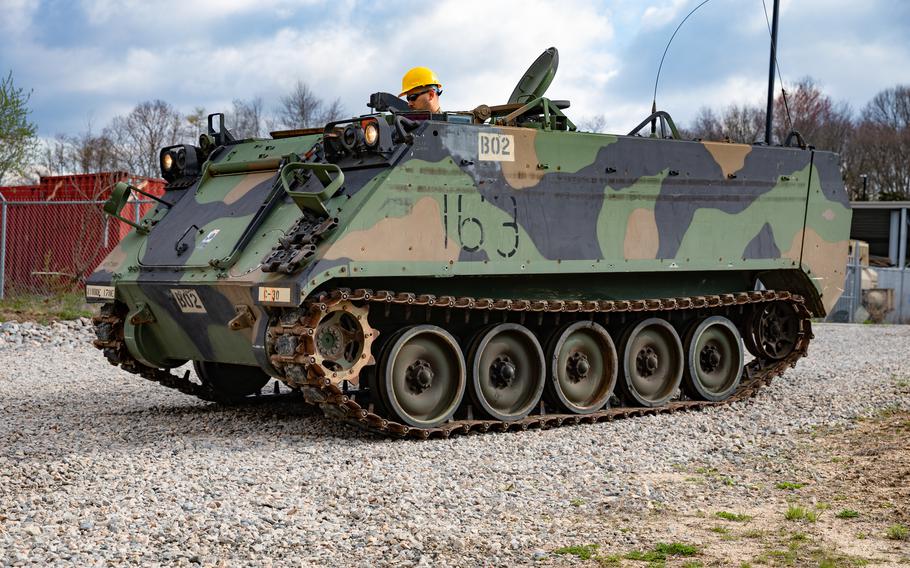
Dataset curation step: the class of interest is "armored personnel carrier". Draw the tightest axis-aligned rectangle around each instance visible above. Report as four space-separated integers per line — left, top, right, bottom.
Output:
88 48 851 437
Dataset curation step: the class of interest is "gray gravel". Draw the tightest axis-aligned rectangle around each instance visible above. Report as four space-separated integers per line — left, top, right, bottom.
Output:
1 322 908 567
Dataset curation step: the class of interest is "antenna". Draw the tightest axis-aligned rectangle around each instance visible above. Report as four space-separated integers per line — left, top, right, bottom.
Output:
652 0 712 127
763 0 780 145
762 0 793 142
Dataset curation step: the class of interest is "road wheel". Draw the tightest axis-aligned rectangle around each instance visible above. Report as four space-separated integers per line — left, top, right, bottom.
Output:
682 316 744 401
193 361 271 402
618 318 683 407
544 321 617 414
377 325 465 428
467 323 545 422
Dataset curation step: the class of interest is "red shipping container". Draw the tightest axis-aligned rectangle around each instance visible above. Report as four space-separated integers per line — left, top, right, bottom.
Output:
0 172 166 295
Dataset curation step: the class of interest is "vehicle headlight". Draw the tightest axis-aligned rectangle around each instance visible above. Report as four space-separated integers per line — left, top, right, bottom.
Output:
363 121 380 148
159 145 202 183
162 151 174 172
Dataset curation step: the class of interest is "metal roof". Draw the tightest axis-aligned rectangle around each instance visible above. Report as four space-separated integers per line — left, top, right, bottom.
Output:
850 201 910 209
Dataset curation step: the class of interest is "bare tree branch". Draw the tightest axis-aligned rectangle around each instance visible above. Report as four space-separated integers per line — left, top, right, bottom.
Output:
276 81 345 129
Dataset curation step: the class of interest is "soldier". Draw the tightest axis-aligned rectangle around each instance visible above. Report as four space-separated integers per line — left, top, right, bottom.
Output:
399 66 443 112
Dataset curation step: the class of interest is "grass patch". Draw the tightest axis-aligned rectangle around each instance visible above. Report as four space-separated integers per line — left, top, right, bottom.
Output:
715 511 752 522
625 542 698 564
836 509 859 519
569 498 585 507
776 481 806 490
755 537 870 568
785 505 808 521
709 526 729 534
885 524 909 541
784 505 819 522
0 292 94 323
743 529 765 539
553 544 599 560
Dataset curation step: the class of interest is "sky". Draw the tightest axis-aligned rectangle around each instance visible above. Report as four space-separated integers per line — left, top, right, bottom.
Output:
2 0 910 140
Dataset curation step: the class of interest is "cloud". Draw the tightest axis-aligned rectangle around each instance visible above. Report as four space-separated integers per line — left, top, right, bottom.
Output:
0 0 39 36
2 0 909 139
641 0 690 30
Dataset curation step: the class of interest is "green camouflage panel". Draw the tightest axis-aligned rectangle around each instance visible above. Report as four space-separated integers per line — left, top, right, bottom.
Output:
87 114 850 369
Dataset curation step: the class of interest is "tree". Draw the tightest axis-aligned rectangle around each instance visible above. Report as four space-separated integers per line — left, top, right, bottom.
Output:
105 100 187 178
184 106 207 140
276 81 345 129
0 71 39 184
772 77 852 153
576 114 607 133
847 85 910 200
42 122 120 175
683 104 764 143
228 97 265 139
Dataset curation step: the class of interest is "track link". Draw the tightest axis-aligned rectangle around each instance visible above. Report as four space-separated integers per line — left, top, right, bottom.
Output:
92 289 811 438
92 304 292 405
268 288 812 439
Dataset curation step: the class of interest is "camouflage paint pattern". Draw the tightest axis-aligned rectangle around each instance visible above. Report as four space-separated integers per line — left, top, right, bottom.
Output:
87 115 851 369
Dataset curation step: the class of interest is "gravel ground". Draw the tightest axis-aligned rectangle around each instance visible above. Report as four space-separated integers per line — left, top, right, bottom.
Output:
1 322 908 567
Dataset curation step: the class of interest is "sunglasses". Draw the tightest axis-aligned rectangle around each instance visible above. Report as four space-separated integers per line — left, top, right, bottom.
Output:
406 88 435 102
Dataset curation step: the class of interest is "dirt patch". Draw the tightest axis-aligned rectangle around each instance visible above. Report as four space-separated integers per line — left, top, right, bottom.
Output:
547 410 910 567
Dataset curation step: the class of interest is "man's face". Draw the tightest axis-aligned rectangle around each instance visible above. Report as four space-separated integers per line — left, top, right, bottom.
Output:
405 87 439 112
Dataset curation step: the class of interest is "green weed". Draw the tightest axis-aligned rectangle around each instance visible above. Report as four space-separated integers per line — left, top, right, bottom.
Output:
553 544 599 560
776 481 806 490
784 505 820 522
0 291 93 324
625 541 698 564
836 509 859 519
785 505 808 521
886 524 909 541
709 526 729 534
715 511 752 522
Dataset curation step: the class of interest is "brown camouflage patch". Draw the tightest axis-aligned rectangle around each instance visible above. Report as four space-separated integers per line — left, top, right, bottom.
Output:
500 127 544 190
783 228 849 313
623 208 660 260
702 142 751 179
223 172 274 205
325 197 458 262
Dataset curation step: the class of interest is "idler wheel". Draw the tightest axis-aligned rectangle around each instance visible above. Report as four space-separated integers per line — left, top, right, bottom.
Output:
682 316 744 401
544 321 617 414
193 361 271 402
619 318 683 407
750 301 799 360
377 325 465 428
467 323 545 422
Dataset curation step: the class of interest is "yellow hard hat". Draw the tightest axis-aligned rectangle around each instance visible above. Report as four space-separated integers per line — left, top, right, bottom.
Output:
400 66 442 97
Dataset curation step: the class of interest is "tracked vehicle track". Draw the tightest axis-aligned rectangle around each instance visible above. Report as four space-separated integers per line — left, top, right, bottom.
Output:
93 289 811 438
92 304 294 405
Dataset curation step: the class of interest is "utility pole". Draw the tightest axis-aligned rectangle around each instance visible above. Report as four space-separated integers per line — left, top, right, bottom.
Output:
764 0 780 145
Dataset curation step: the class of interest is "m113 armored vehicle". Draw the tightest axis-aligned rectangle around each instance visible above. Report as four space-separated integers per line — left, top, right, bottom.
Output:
88 48 851 437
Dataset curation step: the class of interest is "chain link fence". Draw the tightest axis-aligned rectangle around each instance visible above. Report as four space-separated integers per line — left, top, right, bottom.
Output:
0 197 155 299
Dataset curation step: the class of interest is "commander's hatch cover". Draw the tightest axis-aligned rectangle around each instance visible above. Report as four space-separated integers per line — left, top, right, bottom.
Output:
508 47 559 104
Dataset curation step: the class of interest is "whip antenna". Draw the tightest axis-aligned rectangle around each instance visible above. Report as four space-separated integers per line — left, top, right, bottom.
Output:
651 0 712 129
762 0 793 142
